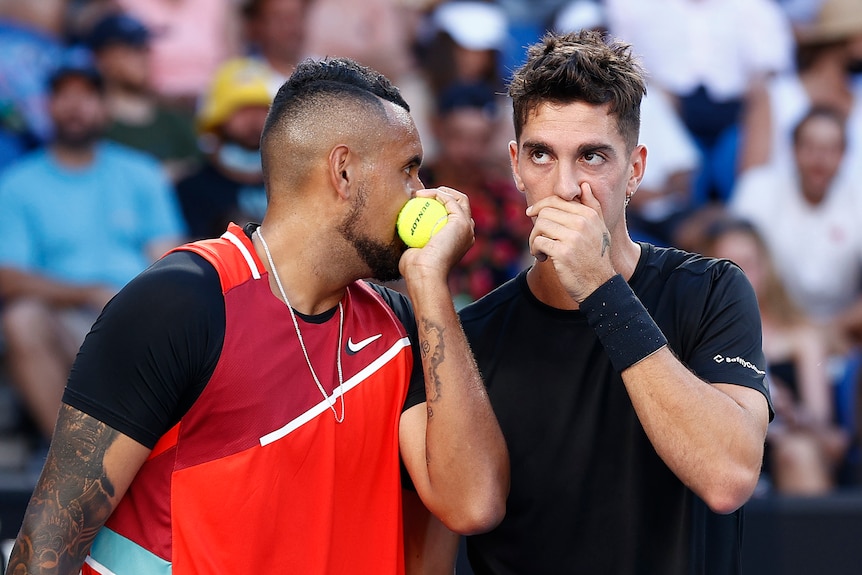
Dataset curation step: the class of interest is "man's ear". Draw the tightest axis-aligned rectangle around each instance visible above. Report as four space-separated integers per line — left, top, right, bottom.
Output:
626 144 647 197
509 140 526 193
329 144 352 199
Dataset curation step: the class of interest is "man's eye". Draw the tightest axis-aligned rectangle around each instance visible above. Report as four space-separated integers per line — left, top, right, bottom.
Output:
530 150 551 164
583 152 604 166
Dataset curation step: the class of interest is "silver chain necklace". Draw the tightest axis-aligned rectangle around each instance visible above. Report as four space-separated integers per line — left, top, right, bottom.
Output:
255 227 345 423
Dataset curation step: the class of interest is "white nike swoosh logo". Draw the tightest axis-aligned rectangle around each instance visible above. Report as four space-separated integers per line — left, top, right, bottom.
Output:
346 333 382 354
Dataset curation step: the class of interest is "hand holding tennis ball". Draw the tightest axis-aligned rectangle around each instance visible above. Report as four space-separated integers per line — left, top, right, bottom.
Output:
396 197 448 248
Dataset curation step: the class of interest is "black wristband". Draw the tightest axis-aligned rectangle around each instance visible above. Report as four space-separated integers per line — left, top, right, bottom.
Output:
580 274 668 372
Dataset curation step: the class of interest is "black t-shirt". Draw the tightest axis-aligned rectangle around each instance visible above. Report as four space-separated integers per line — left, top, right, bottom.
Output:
63 230 426 450
458 243 770 575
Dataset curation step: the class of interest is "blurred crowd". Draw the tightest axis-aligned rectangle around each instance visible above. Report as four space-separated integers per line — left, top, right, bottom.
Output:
0 0 861 497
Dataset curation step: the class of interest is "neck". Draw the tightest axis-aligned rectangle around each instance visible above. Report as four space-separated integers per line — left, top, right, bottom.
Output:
253 224 346 315
106 90 156 124
801 185 828 206
51 143 96 168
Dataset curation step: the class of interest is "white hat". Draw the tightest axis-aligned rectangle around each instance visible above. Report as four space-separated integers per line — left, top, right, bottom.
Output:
554 0 606 33
432 1 508 51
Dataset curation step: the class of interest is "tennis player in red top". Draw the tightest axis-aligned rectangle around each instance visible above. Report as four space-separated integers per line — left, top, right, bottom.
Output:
6 56 509 574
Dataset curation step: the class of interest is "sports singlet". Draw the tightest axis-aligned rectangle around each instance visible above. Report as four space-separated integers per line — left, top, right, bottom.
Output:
82 223 417 574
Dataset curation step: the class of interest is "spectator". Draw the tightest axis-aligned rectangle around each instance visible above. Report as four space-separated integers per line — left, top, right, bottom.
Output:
242 0 313 95
0 1 66 171
730 107 862 346
176 57 272 240
301 0 438 168
304 0 413 83
419 82 531 306
739 0 862 180
116 0 241 108
605 0 795 207
85 11 200 182
418 0 514 164
732 106 862 470
0 48 187 438
421 0 509 96
703 218 850 495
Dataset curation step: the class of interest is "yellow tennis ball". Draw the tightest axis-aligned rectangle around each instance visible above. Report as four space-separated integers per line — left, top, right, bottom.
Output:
396 197 448 248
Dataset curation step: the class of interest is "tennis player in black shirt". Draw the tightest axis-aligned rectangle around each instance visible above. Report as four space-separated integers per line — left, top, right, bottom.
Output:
420 30 773 574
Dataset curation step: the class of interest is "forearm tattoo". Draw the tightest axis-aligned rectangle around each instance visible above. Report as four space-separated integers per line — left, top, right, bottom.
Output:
419 317 446 408
7 404 121 575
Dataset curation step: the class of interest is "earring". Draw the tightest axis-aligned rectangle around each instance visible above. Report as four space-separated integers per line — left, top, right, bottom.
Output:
624 193 633 207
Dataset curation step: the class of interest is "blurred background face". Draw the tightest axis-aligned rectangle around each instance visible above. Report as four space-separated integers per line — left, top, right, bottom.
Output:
793 114 845 204
452 45 497 83
96 43 151 92
710 230 766 296
219 105 270 150
436 108 495 171
49 76 107 147
247 0 309 63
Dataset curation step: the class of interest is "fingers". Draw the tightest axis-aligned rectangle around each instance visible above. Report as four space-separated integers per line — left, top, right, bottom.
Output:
529 214 574 261
577 182 603 218
404 187 474 259
525 182 609 263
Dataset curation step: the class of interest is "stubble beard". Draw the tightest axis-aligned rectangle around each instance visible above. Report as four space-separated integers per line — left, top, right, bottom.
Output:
338 183 406 282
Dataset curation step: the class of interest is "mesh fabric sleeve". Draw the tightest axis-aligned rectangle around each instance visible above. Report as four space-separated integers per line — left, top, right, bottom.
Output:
62 251 225 448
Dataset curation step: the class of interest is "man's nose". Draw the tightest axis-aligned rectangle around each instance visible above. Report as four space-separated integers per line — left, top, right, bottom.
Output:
555 167 582 201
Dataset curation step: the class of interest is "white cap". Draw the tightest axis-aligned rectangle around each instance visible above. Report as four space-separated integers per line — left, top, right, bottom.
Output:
554 0 606 33
432 1 508 51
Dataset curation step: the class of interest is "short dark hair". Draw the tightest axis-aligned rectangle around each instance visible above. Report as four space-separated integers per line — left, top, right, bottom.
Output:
260 57 410 191
508 29 645 149
263 57 409 139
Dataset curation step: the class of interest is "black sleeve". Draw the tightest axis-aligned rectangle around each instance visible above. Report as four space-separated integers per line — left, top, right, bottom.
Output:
62 251 225 448
365 281 427 412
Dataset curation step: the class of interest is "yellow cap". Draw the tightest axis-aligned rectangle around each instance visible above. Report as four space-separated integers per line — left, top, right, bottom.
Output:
197 58 274 132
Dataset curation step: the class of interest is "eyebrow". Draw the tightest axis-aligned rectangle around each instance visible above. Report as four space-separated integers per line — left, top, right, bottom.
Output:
521 139 616 159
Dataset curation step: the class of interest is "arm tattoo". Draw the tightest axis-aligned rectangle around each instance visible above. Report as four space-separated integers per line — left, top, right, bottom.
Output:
419 317 446 406
6 404 121 575
601 232 611 257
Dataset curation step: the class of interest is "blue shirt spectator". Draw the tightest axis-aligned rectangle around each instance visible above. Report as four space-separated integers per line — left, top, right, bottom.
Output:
0 141 185 288
0 47 186 439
